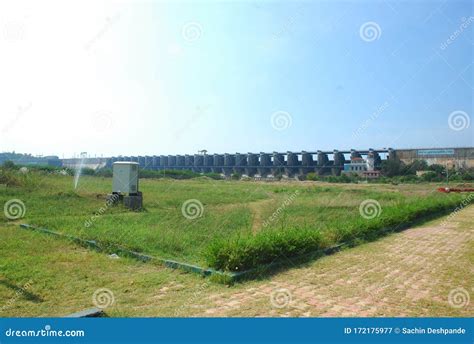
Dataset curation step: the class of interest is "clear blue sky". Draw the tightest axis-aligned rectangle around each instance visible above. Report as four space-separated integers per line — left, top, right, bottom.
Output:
0 0 472 157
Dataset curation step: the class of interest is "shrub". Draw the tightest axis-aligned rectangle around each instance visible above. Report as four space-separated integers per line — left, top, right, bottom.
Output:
306 173 360 183
2 160 16 170
273 172 283 181
25 164 72 174
399 175 419 183
203 172 223 180
450 169 474 181
0 168 22 186
205 196 467 271
205 228 324 272
381 158 405 177
421 171 441 182
95 168 113 177
405 159 428 174
94 168 223 180
81 167 96 176
428 164 446 174
140 169 198 179
0 168 41 189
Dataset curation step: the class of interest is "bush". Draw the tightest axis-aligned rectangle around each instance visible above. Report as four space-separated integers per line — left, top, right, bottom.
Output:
202 172 223 180
93 168 224 180
405 159 428 174
428 164 446 174
2 160 16 170
381 159 405 177
421 171 441 182
273 172 283 181
205 196 468 271
0 168 22 186
205 228 324 272
326 174 360 183
26 164 71 174
306 172 318 181
399 175 419 183
95 168 113 177
139 169 198 179
81 167 96 176
306 173 360 183
449 169 474 182
0 168 41 189
231 173 241 180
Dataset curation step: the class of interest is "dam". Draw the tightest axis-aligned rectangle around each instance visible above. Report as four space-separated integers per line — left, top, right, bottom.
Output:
59 147 474 177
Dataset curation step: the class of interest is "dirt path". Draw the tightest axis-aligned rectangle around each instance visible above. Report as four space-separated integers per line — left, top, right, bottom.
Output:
248 195 277 233
208 193 278 233
191 205 474 317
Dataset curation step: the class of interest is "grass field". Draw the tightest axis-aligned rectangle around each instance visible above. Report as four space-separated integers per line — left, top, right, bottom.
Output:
0 202 472 317
0 173 471 271
1 173 473 317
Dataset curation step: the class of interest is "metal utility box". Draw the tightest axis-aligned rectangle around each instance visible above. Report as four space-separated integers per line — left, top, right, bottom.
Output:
112 162 139 194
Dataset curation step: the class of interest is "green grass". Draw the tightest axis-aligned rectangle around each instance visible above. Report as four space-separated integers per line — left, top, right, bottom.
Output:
1 172 471 270
0 171 473 317
0 225 214 317
205 195 466 271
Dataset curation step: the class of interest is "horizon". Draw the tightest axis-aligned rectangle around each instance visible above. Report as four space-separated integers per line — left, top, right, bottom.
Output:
2 145 474 160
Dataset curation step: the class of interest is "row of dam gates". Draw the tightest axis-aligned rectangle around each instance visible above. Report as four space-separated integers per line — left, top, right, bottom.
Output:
60 147 472 177
103 149 394 176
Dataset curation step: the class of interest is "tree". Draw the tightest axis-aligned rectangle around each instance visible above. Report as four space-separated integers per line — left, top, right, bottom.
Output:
381 159 405 177
2 160 16 170
428 164 445 174
406 159 428 173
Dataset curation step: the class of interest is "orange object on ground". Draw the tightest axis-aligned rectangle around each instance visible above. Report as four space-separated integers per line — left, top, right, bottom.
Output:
437 187 474 193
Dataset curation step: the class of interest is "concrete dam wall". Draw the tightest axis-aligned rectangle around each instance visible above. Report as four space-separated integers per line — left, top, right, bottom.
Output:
104 149 393 177
61 147 473 177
